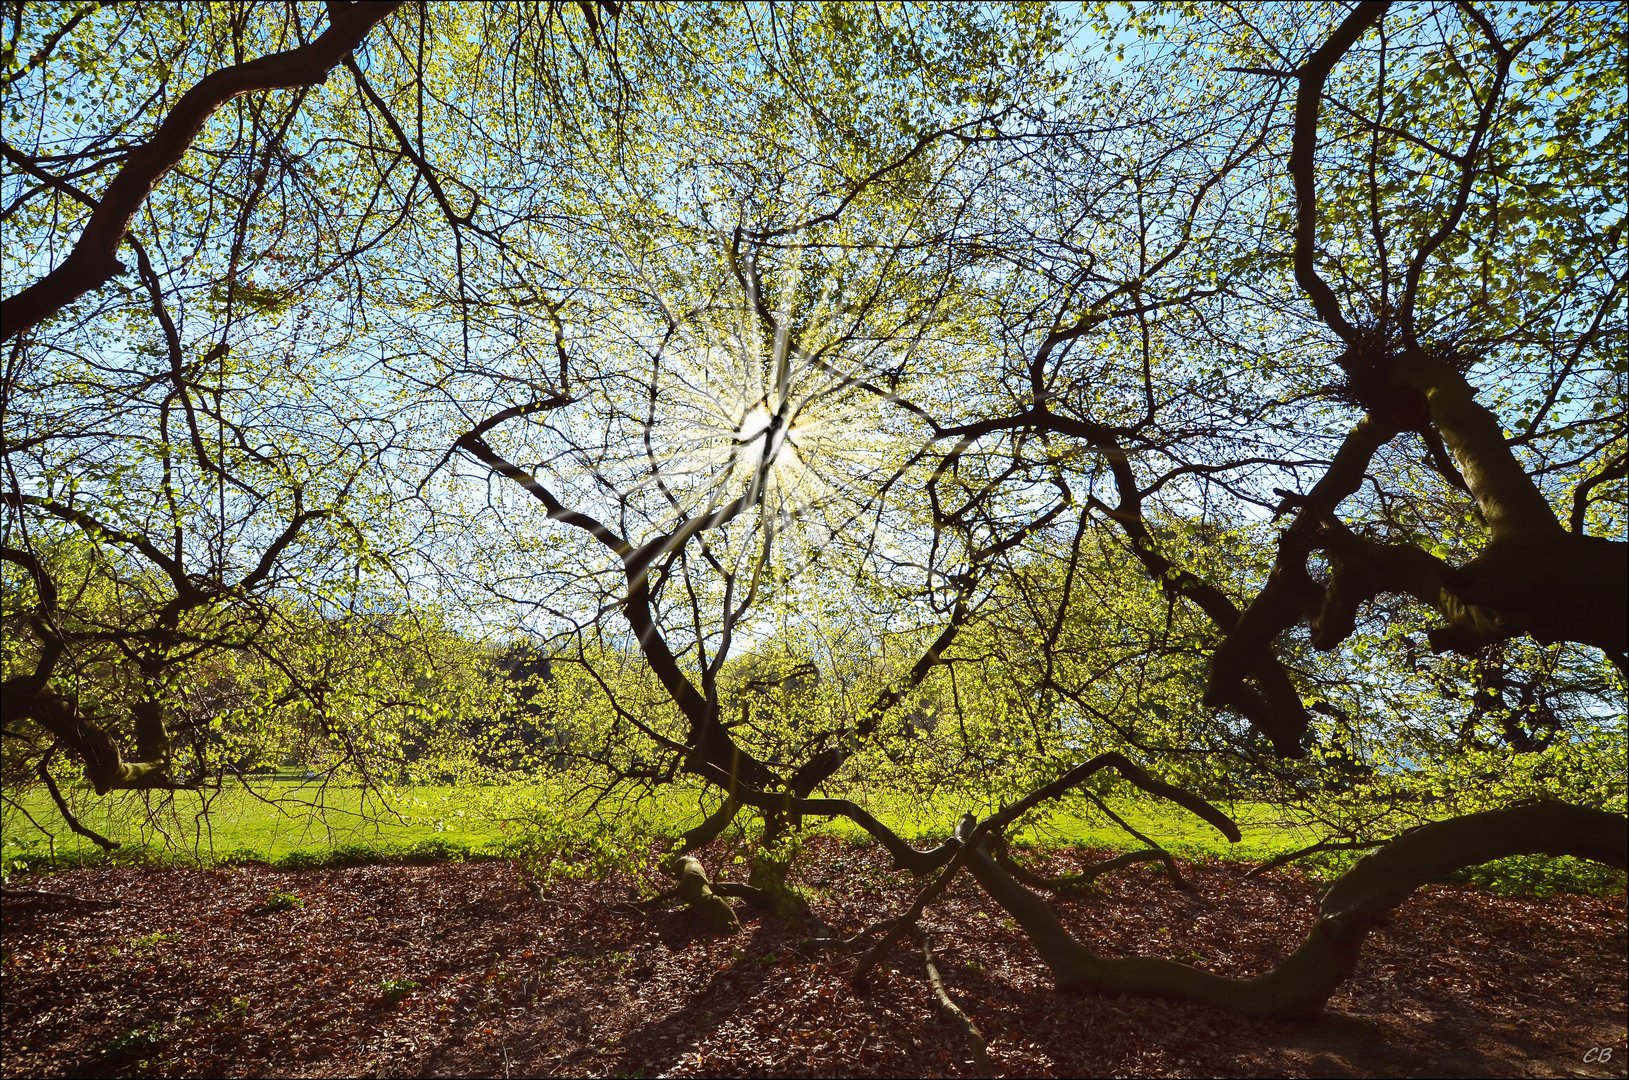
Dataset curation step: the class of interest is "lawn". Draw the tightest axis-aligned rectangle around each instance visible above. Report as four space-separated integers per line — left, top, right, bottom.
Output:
13 775 1616 896
1 774 1318 872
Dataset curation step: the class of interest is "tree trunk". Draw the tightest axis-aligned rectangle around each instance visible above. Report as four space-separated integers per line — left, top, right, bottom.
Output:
669 855 740 935
745 815 813 918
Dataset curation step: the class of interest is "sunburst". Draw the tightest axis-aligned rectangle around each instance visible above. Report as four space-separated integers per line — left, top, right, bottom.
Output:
632 260 909 584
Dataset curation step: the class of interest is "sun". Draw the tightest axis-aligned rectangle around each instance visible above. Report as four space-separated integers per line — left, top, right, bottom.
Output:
634 272 905 581
736 402 785 459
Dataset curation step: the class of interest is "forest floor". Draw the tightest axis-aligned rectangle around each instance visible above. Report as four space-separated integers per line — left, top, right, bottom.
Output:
2 837 1625 1079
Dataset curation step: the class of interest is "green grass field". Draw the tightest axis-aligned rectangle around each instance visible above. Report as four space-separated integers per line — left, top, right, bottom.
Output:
1 774 1314 869
4 776 1618 896
2 777 548 868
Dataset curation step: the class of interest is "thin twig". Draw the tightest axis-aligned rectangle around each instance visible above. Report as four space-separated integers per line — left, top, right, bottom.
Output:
1244 839 1378 879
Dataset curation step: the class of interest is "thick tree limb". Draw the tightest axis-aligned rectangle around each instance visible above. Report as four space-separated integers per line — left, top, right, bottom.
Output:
667 855 740 935
1398 352 1560 540
1308 478 1627 660
965 802 1626 1019
676 797 742 853
1312 523 1504 651
1 2 404 342
1289 1 1388 342
9 689 174 796
1249 1 1626 685
1205 414 1397 750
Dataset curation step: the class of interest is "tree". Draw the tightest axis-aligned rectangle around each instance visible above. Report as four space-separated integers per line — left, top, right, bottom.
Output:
903 0 1628 1016
2 0 1622 1030
425 2 1084 905
424 0 1624 1022
1193 2 1626 746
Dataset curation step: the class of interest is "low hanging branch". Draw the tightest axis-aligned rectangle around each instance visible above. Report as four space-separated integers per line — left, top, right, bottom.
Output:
994 842 1175 894
780 751 1241 878
37 754 119 850
976 752 1239 844
604 754 1230 972
921 931 995 1080
1244 837 1381 880
1081 791 1193 891
963 801 1627 1019
853 813 981 984
845 754 1237 981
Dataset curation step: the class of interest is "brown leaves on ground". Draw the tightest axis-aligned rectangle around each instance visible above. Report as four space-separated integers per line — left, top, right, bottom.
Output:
2 837 1624 1078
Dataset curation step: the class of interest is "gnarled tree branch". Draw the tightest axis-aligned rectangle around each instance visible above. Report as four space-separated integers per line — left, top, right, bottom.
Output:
965 801 1626 1018
1 1 404 342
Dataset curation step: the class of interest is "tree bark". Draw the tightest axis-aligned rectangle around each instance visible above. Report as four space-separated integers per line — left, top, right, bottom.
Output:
668 855 741 935
921 932 995 1079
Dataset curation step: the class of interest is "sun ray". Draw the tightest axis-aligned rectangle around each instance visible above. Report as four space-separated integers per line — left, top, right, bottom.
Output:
620 248 925 591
